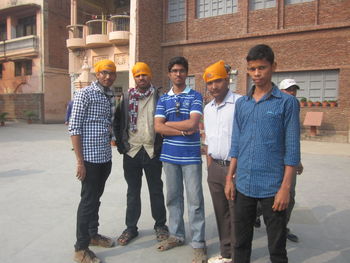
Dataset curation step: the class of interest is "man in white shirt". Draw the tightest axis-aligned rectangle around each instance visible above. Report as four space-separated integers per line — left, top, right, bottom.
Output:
203 60 241 263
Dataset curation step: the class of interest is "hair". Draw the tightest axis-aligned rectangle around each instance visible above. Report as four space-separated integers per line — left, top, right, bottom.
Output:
246 44 275 65
168 56 189 72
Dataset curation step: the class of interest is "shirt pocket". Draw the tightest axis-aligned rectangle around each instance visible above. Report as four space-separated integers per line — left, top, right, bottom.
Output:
259 112 283 144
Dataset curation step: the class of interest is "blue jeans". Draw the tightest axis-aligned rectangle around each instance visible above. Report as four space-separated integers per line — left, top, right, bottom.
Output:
163 162 206 248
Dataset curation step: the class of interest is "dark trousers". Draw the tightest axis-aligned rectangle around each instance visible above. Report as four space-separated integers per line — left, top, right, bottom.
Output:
234 191 288 263
75 161 111 251
123 147 166 232
207 161 235 259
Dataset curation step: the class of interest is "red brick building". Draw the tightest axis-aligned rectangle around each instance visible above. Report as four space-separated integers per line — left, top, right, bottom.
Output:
136 0 350 142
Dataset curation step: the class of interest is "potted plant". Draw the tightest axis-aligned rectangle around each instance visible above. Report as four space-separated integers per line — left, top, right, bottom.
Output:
0 112 9 126
24 110 37 124
322 100 329 107
307 100 314 107
300 97 307 107
314 101 321 107
329 100 337 107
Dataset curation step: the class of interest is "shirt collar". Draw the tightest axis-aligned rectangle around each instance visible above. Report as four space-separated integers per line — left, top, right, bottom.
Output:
92 81 113 97
210 90 234 107
245 82 280 101
168 85 191 96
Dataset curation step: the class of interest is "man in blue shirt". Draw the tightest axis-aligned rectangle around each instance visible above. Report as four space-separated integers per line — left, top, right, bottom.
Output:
155 56 206 263
225 45 300 263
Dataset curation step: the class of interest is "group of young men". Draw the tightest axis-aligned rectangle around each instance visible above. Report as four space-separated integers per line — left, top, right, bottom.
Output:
68 44 301 263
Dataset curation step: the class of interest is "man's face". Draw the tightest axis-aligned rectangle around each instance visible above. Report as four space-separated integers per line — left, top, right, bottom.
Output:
247 59 276 88
168 64 188 87
206 78 229 101
281 86 298 97
96 70 117 87
134 74 151 91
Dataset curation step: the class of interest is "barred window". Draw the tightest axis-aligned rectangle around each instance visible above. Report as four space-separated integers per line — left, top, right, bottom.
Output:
197 0 238 18
168 0 186 23
249 0 276 10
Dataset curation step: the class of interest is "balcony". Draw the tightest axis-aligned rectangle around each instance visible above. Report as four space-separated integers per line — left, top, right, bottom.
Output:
85 19 110 48
0 35 39 60
66 25 86 50
109 15 130 45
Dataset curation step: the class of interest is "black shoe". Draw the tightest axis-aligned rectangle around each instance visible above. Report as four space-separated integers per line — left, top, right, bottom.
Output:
287 229 299 242
254 217 261 228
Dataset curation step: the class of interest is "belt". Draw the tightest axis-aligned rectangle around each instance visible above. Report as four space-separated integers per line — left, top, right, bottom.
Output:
212 159 230 166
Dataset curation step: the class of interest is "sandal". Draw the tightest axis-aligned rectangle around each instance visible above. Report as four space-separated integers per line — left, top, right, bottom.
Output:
192 248 207 263
154 225 169 242
156 236 184 251
117 229 138 246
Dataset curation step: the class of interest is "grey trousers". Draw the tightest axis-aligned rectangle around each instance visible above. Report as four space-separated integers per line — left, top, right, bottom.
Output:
207 161 235 259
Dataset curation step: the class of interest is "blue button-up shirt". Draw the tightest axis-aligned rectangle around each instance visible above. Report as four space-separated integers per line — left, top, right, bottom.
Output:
229 85 300 198
69 81 114 163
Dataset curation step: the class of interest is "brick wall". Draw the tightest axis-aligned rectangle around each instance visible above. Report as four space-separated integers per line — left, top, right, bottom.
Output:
0 93 44 122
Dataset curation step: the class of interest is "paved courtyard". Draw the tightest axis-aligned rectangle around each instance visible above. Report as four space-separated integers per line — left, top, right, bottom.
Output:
0 122 350 263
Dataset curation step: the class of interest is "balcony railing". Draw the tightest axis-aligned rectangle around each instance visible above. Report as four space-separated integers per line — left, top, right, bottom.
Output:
85 19 109 47
109 15 130 45
66 24 86 49
66 15 130 49
0 35 39 60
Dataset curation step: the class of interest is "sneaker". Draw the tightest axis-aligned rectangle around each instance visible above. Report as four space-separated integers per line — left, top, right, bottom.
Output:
192 247 207 263
90 234 114 248
287 228 299 243
74 248 101 263
208 255 232 263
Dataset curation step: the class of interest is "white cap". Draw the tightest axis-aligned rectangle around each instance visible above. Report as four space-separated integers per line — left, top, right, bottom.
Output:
279 79 300 90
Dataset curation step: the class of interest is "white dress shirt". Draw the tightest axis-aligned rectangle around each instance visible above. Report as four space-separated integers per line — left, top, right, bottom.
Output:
204 90 241 161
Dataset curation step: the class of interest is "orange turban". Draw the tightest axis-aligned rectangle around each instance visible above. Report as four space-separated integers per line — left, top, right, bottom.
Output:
132 62 152 78
94 59 116 73
203 60 228 83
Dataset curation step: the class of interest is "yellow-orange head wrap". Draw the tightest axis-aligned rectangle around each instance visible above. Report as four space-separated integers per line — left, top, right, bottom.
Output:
203 60 228 83
94 59 116 73
132 62 152 78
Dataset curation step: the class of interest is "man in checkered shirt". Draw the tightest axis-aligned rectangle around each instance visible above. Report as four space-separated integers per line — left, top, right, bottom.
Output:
69 59 117 263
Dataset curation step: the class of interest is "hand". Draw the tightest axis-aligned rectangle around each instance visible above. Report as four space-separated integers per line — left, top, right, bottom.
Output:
296 163 303 175
272 187 290 212
76 163 86 181
224 176 236 201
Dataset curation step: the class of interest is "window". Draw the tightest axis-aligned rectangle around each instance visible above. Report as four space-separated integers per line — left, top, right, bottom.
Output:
168 0 185 23
198 0 238 18
14 61 32 76
285 0 313 4
250 0 275 10
271 70 339 101
16 15 36 38
0 64 3 79
228 73 237 92
0 22 6 41
186 75 195 89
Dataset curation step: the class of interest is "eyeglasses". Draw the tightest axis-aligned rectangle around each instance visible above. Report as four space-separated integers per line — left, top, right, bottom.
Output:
99 71 116 77
170 69 187 74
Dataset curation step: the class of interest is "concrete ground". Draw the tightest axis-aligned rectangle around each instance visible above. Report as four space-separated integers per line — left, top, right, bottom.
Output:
0 122 350 263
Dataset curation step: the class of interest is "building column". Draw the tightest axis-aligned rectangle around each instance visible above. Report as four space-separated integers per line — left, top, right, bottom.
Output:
128 0 137 88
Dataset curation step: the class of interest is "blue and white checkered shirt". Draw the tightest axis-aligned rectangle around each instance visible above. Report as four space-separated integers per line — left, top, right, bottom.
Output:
69 81 114 163
230 84 300 198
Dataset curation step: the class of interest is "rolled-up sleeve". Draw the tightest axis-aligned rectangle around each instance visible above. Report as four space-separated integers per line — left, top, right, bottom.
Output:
283 96 300 166
68 90 88 136
229 99 241 158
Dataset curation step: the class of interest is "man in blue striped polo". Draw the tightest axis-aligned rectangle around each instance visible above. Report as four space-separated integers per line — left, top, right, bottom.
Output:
154 56 206 263
225 45 300 263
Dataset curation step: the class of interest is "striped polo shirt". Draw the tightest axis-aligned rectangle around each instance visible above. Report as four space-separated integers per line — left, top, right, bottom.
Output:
155 86 203 165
